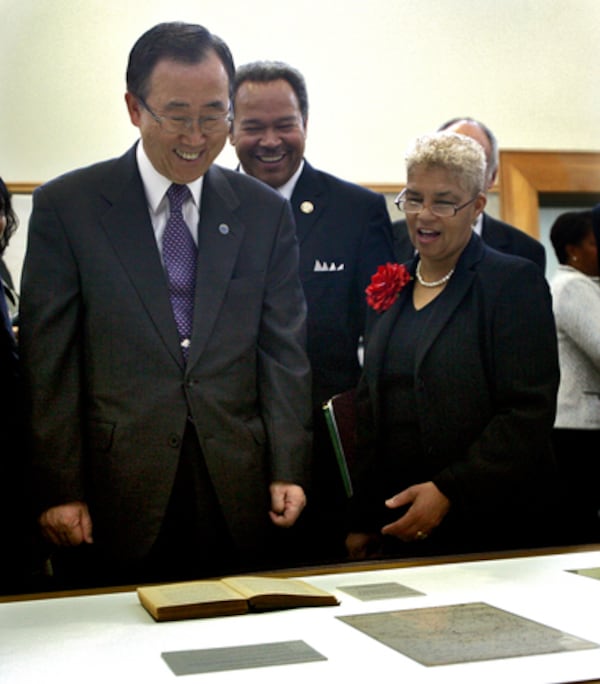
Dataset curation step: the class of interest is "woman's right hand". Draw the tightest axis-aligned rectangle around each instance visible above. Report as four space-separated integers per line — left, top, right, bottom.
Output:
382 481 450 542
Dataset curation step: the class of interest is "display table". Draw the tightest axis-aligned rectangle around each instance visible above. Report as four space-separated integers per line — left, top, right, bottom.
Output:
2 547 600 683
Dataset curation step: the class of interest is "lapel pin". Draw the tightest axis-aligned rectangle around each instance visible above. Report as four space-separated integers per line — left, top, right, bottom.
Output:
300 201 314 214
218 223 230 235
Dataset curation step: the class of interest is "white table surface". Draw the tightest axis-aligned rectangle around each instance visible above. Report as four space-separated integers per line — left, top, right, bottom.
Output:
2 548 600 683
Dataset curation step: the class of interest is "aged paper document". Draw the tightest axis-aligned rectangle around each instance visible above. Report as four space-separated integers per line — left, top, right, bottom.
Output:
338 602 598 666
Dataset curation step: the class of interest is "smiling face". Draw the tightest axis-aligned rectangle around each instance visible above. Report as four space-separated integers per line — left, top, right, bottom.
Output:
405 164 486 275
230 78 306 188
125 52 230 184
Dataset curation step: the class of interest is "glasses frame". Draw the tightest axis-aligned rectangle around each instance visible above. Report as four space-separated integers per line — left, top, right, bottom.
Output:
394 189 479 218
137 96 232 136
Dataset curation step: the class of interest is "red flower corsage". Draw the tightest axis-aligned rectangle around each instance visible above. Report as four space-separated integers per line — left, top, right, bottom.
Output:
366 263 411 312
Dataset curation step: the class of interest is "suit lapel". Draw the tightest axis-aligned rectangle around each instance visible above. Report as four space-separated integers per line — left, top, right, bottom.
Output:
98 146 183 365
363 263 415 428
186 166 245 368
365 235 484 423
290 161 327 245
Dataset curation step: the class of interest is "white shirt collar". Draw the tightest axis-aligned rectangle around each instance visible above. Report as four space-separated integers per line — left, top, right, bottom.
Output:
276 160 305 200
473 212 483 236
135 141 203 211
238 159 305 200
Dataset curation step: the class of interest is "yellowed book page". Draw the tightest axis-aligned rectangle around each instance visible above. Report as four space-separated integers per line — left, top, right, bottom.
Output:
139 580 244 608
222 576 334 600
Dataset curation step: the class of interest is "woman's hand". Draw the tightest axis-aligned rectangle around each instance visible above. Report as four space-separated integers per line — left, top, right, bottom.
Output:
381 481 450 542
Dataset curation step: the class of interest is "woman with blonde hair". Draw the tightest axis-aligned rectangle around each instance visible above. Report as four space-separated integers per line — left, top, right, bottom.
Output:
348 132 559 558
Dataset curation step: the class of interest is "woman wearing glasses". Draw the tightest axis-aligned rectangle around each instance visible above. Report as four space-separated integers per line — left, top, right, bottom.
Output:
347 132 559 559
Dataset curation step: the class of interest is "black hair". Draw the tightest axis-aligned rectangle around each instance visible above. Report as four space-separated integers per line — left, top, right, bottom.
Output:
126 22 235 100
233 61 308 122
550 210 593 264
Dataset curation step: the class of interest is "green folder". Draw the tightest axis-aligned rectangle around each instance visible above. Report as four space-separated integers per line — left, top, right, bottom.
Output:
322 389 356 498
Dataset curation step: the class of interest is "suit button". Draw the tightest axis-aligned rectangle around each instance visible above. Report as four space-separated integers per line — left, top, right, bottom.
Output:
168 433 180 448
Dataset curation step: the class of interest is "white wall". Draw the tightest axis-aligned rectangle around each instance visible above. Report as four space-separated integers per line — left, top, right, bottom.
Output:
1 0 599 186
1 0 599 284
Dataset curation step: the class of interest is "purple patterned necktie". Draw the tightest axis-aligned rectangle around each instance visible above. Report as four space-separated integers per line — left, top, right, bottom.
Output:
163 183 197 360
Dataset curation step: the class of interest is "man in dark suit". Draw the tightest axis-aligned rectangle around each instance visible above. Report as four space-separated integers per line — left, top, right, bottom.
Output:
229 61 394 562
393 118 546 272
20 23 312 587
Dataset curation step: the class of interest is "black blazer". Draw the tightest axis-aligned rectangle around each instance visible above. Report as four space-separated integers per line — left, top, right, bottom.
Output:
290 161 394 406
392 213 546 273
355 234 559 549
0 299 28 589
20 145 312 561
0 289 19 451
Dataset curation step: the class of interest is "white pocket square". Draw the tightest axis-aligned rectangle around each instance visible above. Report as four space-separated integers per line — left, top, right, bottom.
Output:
314 260 345 272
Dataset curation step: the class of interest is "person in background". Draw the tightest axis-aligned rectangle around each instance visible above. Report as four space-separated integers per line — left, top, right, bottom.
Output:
20 23 312 589
550 210 600 543
230 61 394 563
393 118 546 272
0 179 19 328
0 177 28 593
348 132 559 560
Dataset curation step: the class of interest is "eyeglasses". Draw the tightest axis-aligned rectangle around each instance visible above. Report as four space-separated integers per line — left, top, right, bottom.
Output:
395 190 479 218
138 97 232 136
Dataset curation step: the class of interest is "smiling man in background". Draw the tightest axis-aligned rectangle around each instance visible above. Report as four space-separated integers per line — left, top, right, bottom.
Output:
230 61 394 563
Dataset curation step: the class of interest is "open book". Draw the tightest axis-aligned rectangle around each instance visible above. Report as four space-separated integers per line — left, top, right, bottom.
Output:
137 575 339 622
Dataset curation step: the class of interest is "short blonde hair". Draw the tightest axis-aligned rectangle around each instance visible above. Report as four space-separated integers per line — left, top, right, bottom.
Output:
405 132 486 195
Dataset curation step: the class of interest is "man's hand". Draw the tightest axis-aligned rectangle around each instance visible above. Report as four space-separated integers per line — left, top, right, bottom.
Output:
39 501 94 546
269 482 306 528
381 481 450 542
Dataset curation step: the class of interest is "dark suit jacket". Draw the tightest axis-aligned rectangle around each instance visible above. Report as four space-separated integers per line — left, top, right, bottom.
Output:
0 296 28 589
290 161 394 407
392 213 546 273
20 145 312 562
354 234 559 549
0 288 19 459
